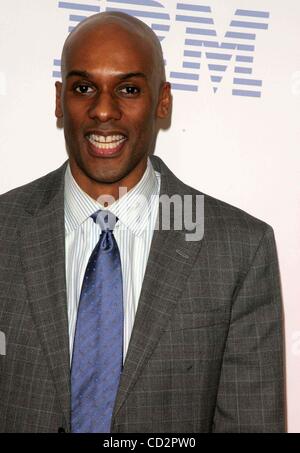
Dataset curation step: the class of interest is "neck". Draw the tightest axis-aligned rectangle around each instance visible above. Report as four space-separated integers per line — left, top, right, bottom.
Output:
69 157 148 205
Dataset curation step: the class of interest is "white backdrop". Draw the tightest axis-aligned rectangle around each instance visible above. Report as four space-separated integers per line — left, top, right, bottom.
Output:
1 0 299 432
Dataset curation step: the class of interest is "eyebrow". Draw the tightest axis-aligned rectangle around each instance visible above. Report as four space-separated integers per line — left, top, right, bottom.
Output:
119 72 147 81
66 70 147 81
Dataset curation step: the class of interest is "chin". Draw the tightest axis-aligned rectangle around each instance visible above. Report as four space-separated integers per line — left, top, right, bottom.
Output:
86 167 126 185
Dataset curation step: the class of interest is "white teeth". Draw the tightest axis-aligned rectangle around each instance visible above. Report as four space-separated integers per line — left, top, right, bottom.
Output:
88 134 125 144
87 134 126 149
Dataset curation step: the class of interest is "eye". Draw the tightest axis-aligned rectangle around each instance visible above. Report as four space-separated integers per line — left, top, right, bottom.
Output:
118 85 140 97
74 84 94 94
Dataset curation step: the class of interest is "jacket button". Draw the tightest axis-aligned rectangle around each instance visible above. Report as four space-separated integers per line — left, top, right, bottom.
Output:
58 427 65 433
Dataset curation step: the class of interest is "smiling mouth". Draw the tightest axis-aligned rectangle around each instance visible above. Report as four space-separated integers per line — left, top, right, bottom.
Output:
87 133 127 150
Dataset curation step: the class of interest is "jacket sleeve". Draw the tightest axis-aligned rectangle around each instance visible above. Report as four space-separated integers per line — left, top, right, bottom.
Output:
212 225 286 432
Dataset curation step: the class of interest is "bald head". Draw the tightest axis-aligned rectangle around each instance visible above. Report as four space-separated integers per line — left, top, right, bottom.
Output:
61 12 166 84
55 10 171 201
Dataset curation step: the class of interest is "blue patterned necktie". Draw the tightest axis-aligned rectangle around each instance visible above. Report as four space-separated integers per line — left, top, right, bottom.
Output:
71 210 123 433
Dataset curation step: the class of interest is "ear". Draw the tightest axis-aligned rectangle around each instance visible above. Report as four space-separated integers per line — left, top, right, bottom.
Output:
156 82 171 119
55 81 63 118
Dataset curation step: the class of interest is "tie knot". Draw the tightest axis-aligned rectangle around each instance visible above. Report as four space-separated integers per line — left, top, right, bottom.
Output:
91 210 118 232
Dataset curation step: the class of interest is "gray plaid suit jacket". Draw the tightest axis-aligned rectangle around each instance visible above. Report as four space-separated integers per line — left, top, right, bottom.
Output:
0 155 285 432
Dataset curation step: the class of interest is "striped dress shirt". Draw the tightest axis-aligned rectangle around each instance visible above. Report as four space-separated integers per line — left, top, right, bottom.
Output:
64 159 161 363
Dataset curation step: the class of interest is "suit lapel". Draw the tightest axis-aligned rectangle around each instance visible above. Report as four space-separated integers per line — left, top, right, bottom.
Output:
19 163 70 426
113 156 204 418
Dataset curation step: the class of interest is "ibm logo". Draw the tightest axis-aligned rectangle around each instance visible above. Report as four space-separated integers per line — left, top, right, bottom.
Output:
53 0 270 98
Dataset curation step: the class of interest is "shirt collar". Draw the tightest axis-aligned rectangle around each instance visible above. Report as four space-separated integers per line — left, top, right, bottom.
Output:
64 158 160 236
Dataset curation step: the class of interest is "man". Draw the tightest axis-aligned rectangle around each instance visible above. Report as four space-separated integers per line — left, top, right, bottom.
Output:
0 12 285 432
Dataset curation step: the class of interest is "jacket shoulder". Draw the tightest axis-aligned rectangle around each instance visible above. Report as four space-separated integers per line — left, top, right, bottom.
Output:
152 154 273 241
203 191 272 235
0 162 67 210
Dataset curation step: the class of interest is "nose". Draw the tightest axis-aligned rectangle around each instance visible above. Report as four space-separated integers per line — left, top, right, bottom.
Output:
88 92 122 122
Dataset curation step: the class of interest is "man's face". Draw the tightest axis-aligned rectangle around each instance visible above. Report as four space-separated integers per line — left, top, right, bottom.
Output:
55 23 170 198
